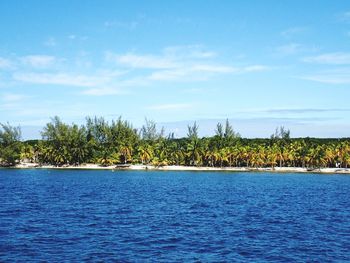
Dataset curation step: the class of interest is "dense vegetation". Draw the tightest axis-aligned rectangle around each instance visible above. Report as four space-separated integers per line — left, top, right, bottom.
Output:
0 123 22 166
1 117 350 168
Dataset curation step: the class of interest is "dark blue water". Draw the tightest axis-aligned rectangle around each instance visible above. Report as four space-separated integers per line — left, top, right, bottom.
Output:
0 169 350 262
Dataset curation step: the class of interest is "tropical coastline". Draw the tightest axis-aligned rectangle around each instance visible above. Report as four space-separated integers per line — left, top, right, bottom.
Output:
2 118 350 171
2 2 350 262
10 162 350 174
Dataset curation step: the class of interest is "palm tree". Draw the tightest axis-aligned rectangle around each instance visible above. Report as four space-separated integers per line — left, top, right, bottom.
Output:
20 144 35 163
266 146 278 169
119 145 132 164
275 145 284 167
137 144 153 164
324 144 335 167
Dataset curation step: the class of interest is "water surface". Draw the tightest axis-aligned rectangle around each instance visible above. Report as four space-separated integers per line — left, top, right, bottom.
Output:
0 169 349 262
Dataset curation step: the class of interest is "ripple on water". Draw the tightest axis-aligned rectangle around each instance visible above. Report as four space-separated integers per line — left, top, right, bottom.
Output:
0 170 350 262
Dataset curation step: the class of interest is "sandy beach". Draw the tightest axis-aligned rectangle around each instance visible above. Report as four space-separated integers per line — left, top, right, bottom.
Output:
10 162 350 174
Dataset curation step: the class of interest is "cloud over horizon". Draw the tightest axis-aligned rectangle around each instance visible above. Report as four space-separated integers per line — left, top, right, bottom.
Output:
1 2 350 138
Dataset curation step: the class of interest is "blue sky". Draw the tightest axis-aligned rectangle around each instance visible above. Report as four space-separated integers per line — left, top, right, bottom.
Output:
1 0 350 139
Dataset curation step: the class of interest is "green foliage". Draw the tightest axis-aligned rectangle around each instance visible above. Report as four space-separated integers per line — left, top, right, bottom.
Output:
20 144 35 163
187 122 199 139
3 117 350 169
38 116 88 165
0 123 22 166
141 118 164 141
271 126 290 140
0 123 21 146
37 116 139 166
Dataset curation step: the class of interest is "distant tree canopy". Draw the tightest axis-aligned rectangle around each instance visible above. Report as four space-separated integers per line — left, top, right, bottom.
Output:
0 117 350 168
215 119 240 140
141 118 164 141
271 126 290 140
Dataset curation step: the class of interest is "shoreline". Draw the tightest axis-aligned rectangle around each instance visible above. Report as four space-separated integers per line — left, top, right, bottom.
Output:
5 163 350 174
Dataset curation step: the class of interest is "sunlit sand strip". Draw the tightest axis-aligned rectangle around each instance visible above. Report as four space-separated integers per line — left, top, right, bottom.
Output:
11 162 350 174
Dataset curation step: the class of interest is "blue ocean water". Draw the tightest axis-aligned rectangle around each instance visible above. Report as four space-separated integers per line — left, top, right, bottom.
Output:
0 169 349 262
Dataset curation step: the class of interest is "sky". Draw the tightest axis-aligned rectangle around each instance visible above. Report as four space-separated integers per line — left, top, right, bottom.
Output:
1 0 350 139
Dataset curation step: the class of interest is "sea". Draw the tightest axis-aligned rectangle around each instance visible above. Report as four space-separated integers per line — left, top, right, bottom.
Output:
0 169 349 262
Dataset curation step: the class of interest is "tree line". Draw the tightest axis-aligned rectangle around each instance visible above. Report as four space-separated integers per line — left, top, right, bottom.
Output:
1 116 350 168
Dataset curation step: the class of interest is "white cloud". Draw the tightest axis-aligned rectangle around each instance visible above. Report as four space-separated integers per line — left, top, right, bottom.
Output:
106 52 178 69
148 64 267 81
0 93 29 111
21 55 56 68
106 46 269 83
104 20 138 30
301 69 350 84
12 69 126 88
3 45 269 97
106 45 219 70
0 102 18 110
81 87 125 96
264 108 350 114
2 93 27 102
13 72 109 87
68 34 88 41
281 27 307 38
191 50 216 59
10 69 131 97
6 101 93 119
149 69 190 81
276 43 303 55
182 88 204 94
302 75 350 84
163 45 216 59
148 103 193 110
276 43 319 56
303 52 350 64
148 65 235 81
243 65 269 72
0 57 12 69
191 64 237 73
